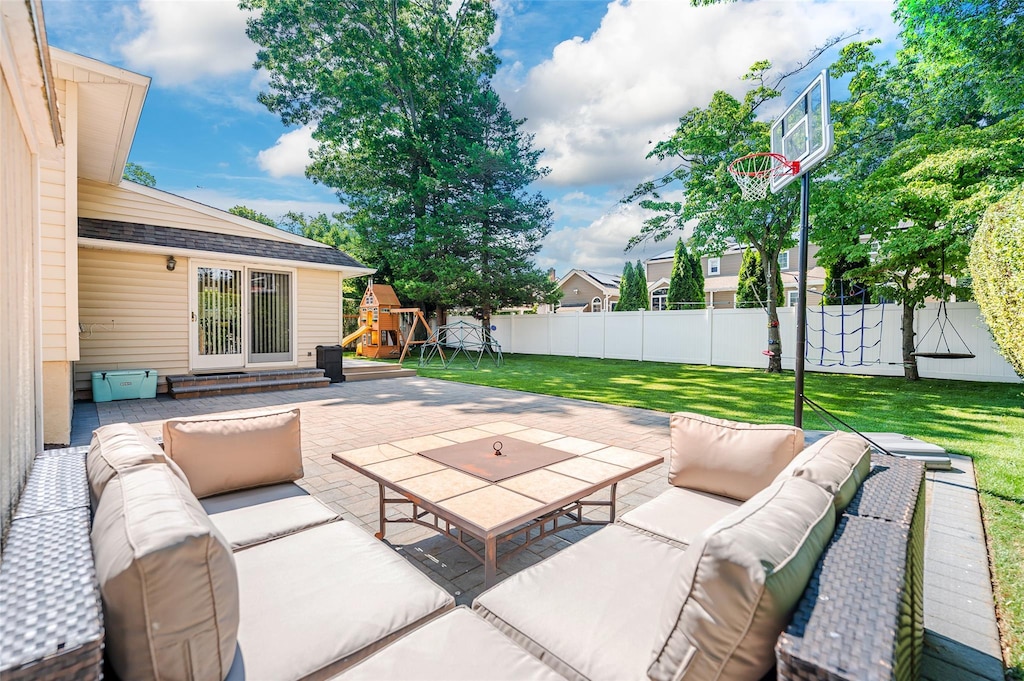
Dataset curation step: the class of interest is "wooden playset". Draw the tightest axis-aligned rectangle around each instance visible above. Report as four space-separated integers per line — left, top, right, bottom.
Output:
341 281 430 361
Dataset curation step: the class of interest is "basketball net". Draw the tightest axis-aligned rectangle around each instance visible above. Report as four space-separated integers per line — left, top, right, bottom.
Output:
728 152 799 201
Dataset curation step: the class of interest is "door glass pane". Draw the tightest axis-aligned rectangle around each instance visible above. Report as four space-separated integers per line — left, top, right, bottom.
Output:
197 267 241 357
250 270 292 363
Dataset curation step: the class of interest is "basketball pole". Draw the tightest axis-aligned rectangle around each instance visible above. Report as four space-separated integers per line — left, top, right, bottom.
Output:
794 172 811 428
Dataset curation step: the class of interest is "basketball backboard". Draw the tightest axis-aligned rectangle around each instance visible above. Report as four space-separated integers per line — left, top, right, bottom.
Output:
770 69 833 193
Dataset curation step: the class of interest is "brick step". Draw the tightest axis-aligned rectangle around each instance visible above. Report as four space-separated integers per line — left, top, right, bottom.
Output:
168 376 331 399
342 367 417 382
166 368 326 389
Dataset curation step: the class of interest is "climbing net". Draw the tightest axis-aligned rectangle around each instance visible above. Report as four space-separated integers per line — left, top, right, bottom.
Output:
804 284 886 368
418 320 503 369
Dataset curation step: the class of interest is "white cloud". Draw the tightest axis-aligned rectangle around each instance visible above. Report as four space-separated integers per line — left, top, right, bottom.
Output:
121 0 257 86
498 0 899 189
538 197 686 275
256 125 318 178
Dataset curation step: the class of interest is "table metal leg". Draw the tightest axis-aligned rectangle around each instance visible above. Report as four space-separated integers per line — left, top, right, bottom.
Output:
484 536 498 588
375 482 386 540
609 482 618 522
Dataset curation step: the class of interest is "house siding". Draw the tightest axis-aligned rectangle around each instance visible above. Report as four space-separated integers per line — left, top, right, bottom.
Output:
296 269 343 367
76 249 343 395
76 248 190 396
0 66 43 538
560 273 606 308
646 260 672 283
78 179 297 242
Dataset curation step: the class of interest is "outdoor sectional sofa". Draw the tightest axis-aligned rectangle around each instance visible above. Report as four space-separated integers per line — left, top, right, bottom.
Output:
0 409 923 681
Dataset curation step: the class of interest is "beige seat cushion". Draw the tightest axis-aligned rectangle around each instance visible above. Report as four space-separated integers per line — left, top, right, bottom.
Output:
775 431 871 512
92 464 239 681
618 487 741 548
334 607 568 681
87 422 190 505
649 477 835 681
474 525 688 681
668 412 804 500
163 408 303 498
201 482 341 550
226 521 454 681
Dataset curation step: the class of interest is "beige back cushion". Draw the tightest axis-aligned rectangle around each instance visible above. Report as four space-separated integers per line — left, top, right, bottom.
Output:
649 477 835 681
92 464 239 681
775 431 872 512
163 409 303 499
669 412 805 500
87 422 190 506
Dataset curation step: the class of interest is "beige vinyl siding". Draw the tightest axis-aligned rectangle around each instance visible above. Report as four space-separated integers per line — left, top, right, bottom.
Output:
560 274 604 308
40 151 66 359
78 179 295 242
646 260 672 283
76 248 190 395
0 73 42 538
296 269 342 368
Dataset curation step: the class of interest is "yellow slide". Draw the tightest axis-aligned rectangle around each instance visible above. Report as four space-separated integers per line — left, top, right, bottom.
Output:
341 325 370 348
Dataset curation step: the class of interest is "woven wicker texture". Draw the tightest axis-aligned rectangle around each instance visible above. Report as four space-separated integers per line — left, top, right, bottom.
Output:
1 452 103 681
844 455 923 526
777 515 911 681
12 447 90 520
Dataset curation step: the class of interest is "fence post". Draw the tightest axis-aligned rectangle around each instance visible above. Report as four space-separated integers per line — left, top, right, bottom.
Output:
640 309 645 362
707 304 714 366
576 312 580 357
601 311 606 360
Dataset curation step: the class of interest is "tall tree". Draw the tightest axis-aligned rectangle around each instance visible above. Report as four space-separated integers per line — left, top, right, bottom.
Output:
123 162 155 187
667 239 688 308
244 0 554 325
229 205 276 228
633 259 650 310
626 62 802 371
687 248 706 309
736 249 784 309
617 261 637 311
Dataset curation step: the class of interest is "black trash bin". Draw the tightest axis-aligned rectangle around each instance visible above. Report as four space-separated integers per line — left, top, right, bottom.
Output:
316 344 345 383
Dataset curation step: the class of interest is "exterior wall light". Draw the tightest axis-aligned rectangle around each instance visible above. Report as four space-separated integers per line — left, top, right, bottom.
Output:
166 255 177 271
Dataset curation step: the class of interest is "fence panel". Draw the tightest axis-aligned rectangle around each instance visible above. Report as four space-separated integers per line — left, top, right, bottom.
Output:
446 303 1018 383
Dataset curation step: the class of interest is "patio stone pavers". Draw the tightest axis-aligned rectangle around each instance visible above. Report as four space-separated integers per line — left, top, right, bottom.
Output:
81 375 1005 674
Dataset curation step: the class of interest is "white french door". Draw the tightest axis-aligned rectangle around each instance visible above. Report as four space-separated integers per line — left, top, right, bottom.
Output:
190 261 295 371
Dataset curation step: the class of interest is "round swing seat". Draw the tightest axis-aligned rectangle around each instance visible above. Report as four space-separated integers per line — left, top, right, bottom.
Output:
911 352 976 360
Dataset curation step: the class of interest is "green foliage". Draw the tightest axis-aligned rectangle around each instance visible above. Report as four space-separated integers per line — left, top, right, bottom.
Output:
229 205 277 228
667 239 705 309
633 259 650 311
896 0 1024 121
823 254 872 306
122 162 155 187
736 249 784 309
279 212 369 315
244 0 555 322
617 261 637 311
970 184 1024 378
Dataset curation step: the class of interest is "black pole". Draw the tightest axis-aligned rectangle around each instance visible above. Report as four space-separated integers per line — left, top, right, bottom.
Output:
794 172 811 428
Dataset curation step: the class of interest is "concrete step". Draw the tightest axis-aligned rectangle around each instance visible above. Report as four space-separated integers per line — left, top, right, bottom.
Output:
166 369 331 399
342 367 417 382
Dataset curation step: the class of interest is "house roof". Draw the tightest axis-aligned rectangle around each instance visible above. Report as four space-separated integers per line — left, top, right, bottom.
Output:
705 267 827 293
50 48 150 185
79 218 373 275
558 268 621 295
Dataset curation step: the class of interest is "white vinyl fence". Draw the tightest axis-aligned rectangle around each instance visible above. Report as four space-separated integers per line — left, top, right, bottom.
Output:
450 302 1020 383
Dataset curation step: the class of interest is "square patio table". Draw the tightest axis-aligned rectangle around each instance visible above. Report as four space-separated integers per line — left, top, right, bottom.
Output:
332 421 663 587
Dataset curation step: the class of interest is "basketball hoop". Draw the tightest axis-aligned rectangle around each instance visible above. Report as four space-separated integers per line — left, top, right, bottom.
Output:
728 152 799 201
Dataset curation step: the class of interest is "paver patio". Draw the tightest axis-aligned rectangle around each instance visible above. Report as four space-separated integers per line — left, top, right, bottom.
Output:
73 376 1005 678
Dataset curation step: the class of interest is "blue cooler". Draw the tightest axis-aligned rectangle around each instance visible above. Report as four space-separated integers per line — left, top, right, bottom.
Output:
91 370 158 402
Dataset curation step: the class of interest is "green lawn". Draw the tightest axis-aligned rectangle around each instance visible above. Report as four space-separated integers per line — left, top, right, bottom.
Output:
410 353 1024 674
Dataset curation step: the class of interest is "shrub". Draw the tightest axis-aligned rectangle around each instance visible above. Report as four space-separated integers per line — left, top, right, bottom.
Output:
970 184 1024 378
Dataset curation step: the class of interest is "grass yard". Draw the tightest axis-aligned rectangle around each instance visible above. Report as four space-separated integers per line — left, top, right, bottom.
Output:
411 353 1024 675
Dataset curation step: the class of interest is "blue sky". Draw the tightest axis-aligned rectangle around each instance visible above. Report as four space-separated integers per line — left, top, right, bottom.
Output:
44 0 900 277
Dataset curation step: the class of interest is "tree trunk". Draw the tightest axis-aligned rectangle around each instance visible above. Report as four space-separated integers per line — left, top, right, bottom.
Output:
902 300 920 380
762 251 783 373
480 306 492 344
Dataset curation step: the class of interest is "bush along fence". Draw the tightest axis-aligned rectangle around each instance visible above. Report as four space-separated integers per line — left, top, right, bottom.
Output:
450 302 1020 383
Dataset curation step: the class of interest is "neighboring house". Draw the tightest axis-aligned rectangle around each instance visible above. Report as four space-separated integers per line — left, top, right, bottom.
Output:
554 269 620 313
1 13 373 452
644 243 827 309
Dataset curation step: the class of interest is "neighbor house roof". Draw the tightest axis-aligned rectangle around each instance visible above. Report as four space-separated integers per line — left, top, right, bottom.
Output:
557 269 621 295
79 218 373 275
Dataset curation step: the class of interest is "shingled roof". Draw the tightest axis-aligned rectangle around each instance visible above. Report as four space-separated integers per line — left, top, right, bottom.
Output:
79 218 369 270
